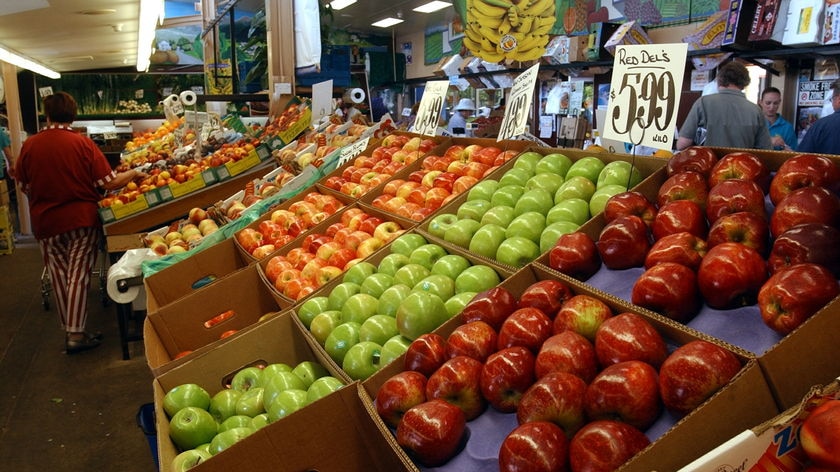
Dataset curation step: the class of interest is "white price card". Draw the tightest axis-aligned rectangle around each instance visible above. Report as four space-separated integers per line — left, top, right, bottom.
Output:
413 80 449 137
603 43 687 151
337 136 371 167
497 63 541 142
311 80 333 125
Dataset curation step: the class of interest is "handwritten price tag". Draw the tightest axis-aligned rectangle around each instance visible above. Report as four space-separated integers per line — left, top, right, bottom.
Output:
603 44 687 151
414 80 449 137
337 136 371 166
498 63 540 142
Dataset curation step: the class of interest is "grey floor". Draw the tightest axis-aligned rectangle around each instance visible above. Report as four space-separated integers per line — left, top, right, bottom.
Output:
0 233 157 471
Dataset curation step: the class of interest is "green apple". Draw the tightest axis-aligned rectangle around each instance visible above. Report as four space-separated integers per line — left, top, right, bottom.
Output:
396 291 450 340
359 272 394 298
454 264 501 293
209 388 242 423
491 184 526 208
266 389 309 422
340 293 379 324
431 254 472 280
512 151 543 175
235 387 265 417
219 414 253 433
306 376 345 403
262 363 293 381
535 152 573 177
514 188 554 216
379 335 412 367
589 183 628 216
413 274 456 301
263 371 306 408
445 291 478 317
341 261 376 285
195 443 211 456
506 211 546 243
325 321 362 364
296 296 330 329
566 156 605 184
546 198 591 226
499 167 534 188
171 449 212 471
163 383 211 418
444 218 482 247
169 406 218 451
540 221 581 253
377 253 411 277
427 213 458 239
342 341 384 380
409 244 448 270
469 223 507 259
309 310 342 345
209 427 254 455
291 361 329 389
496 236 540 268
392 263 431 288
597 160 643 189
467 179 500 202
359 314 400 345
230 367 264 392
327 281 361 311
480 205 516 228
554 175 597 204
251 414 270 430
389 233 428 256
456 199 492 222
525 173 565 195
377 284 412 317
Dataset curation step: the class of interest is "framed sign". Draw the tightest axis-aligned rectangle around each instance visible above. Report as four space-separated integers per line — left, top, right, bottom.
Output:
497 62 540 141
413 80 449 136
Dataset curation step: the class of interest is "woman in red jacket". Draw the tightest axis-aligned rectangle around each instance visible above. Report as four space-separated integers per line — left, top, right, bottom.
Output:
15 92 146 354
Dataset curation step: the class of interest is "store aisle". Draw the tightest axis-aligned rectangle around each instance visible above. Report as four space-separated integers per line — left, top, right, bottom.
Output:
0 235 156 471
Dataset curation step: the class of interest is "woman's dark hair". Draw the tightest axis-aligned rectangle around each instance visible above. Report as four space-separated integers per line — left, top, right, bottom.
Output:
716 61 751 89
761 87 781 99
43 92 78 124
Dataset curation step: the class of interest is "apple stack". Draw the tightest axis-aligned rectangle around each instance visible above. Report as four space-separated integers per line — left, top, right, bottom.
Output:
145 207 222 256
368 265 754 471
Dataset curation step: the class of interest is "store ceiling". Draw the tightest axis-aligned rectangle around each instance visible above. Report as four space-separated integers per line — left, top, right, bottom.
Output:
0 0 457 75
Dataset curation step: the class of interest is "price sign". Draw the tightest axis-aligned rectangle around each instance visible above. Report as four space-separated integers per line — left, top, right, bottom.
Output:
413 80 449 137
603 44 687 151
498 63 540 141
337 136 371 166
311 80 333 125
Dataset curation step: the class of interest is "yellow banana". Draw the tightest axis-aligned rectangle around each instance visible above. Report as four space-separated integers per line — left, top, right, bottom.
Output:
468 7 504 29
477 47 506 63
518 14 535 33
513 45 546 63
526 0 555 16
531 16 556 35
508 5 521 28
478 25 504 44
499 19 512 35
462 36 485 54
516 33 547 51
465 23 485 44
470 0 510 19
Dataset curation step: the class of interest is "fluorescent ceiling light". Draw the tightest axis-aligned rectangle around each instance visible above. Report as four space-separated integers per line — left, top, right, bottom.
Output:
136 0 165 72
330 0 357 10
0 44 60 79
372 17 404 28
413 1 451 13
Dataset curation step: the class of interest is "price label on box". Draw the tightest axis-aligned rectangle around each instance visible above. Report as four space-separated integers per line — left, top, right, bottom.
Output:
224 151 261 178
278 107 312 144
168 175 208 199
337 136 371 167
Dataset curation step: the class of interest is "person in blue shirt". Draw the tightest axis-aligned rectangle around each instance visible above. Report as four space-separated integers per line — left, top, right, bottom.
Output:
0 125 12 179
799 79 840 155
759 87 797 151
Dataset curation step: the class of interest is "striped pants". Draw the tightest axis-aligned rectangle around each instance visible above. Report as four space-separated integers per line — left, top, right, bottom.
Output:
38 227 101 333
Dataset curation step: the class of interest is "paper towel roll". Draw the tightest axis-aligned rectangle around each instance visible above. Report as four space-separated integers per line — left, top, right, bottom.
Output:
344 88 366 104
163 94 180 107
180 90 197 106
106 270 141 304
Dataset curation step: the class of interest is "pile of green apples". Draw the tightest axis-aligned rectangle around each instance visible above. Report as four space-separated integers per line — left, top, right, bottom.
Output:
427 151 644 268
296 233 505 381
162 360 344 470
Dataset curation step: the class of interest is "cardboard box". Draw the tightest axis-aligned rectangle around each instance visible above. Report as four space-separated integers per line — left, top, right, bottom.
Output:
822 1 840 45
543 35 590 65
587 23 622 60
749 0 785 43
604 21 652 56
783 0 824 46
722 0 759 49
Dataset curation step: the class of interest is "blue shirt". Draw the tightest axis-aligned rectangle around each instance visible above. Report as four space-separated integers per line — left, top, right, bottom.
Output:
798 110 840 155
767 115 797 151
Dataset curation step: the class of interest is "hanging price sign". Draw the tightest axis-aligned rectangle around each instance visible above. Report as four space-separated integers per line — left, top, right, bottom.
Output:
603 43 688 151
497 63 540 142
413 80 449 136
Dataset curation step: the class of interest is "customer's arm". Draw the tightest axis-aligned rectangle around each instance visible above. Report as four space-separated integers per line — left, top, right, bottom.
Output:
101 168 148 191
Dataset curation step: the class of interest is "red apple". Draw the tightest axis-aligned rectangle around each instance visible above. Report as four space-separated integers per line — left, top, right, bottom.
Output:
518 279 574 319
769 153 840 206
604 191 658 226
499 421 570 472
651 199 708 241
375 371 428 429
404 333 449 377
644 231 708 270
594 312 668 368
800 399 840 469
596 215 651 270
396 399 467 467
568 420 651 472
497 307 554 353
657 170 709 211
708 151 770 191
697 242 768 309
548 232 602 281
658 340 742 415
553 294 613 342
425 355 487 420
479 346 536 413
706 211 770 255
460 286 519 330
705 178 767 225
757 263 840 335
770 186 840 238
535 331 598 383
584 360 662 430
632 262 701 322
768 223 840 277
516 371 588 438
666 146 719 178
446 321 498 362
